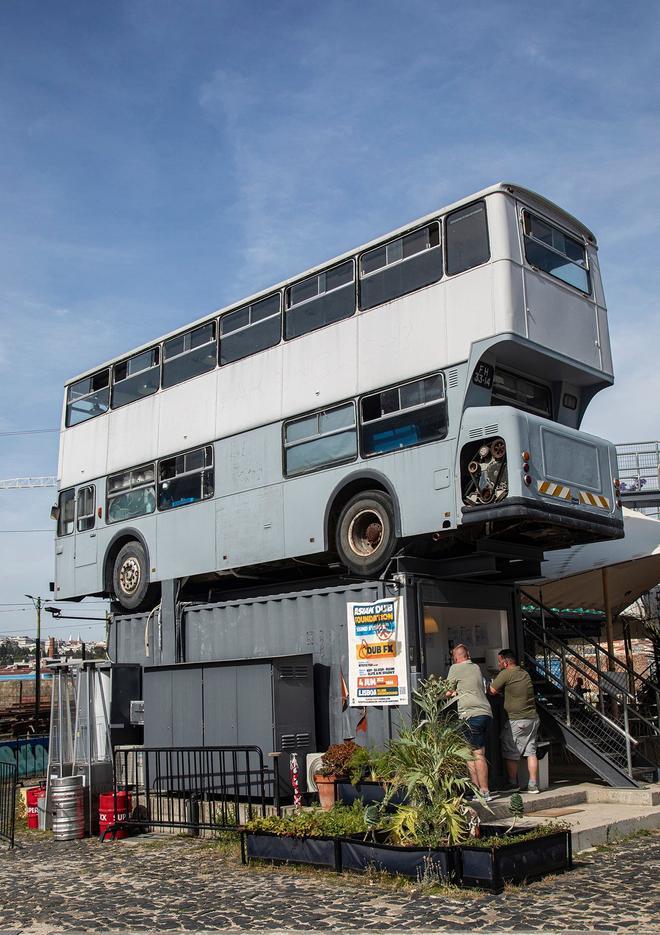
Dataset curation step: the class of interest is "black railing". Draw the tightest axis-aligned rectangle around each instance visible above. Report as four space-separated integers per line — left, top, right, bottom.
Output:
0 761 17 849
106 746 279 840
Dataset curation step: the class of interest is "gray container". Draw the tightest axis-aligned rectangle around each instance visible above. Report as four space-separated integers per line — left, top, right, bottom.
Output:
52 775 85 841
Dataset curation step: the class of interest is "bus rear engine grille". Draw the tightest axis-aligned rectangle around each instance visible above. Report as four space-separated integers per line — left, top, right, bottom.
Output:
462 436 508 506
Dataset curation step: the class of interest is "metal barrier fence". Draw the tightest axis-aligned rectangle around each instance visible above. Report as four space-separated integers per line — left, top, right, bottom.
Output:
107 746 279 839
0 761 17 849
0 736 49 780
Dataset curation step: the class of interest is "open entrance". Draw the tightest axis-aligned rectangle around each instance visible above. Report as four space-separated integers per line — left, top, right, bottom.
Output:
422 604 509 679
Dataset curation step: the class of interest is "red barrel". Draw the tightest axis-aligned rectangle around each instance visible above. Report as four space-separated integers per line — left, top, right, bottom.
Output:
98 791 132 841
26 787 41 829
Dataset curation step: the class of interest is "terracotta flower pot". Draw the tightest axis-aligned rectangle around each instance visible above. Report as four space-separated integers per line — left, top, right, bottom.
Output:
314 774 337 811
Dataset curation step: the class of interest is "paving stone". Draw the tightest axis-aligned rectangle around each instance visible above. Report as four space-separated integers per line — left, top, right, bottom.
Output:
1 830 659 932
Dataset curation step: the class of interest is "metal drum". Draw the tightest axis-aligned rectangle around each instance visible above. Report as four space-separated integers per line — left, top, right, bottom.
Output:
52 775 85 841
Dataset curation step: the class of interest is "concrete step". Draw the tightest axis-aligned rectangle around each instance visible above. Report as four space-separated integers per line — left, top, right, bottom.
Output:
473 786 587 821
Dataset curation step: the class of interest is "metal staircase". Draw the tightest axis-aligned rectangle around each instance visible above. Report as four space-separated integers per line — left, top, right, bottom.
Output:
520 591 660 788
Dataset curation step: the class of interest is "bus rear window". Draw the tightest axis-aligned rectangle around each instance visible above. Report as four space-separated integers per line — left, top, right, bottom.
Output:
491 368 552 419
66 370 110 427
523 211 590 293
360 373 447 456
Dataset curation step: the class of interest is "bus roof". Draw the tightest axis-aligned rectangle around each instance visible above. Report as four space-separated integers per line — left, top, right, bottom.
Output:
65 182 597 386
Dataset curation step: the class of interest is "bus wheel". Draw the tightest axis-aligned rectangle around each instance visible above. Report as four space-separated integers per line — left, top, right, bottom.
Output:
336 491 397 577
112 541 151 612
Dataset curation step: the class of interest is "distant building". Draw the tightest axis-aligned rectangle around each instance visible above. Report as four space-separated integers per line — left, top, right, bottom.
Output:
616 441 660 519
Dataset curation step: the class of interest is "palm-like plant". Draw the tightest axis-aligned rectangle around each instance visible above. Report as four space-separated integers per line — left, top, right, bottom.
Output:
382 675 476 846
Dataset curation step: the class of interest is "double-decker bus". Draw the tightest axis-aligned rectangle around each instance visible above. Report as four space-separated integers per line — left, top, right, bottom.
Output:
52 183 623 612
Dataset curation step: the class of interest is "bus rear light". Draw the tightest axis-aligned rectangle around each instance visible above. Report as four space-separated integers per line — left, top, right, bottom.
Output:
524 474 533 487
97 506 102 519
614 478 621 489
523 463 530 473
522 450 530 462
616 498 622 508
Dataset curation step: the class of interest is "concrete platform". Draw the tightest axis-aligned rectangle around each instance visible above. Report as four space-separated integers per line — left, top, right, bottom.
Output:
479 781 660 852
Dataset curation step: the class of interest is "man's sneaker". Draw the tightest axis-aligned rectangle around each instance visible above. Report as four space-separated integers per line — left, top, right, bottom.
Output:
469 790 492 803
526 782 540 794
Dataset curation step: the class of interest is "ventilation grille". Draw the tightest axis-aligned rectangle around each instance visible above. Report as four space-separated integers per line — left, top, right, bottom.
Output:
447 369 459 388
279 665 309 680
485 423 499 435
280 733 311 749
468 428 484 440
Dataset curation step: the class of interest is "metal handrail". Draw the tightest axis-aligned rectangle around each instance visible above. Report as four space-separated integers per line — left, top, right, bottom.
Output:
520 588 660 696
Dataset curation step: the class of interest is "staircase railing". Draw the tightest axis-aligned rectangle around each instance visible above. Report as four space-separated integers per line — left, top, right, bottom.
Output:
520 589 660 733
521 618 639 776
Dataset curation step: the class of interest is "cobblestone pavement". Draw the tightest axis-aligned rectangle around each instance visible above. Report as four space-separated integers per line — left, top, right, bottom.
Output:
0 830 659 934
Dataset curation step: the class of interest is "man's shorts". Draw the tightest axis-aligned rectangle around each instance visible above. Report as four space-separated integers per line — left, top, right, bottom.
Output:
501 717 540 759
461 714 492 750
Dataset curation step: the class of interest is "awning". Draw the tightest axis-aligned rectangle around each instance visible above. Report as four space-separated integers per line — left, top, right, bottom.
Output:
524 509 660 616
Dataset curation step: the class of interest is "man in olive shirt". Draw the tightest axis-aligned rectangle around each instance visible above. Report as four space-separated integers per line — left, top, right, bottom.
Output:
489 648 541 793
446 643 492 801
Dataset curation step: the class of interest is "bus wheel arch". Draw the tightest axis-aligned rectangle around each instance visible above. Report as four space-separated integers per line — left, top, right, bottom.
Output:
104 532 158 613
325 474 401 577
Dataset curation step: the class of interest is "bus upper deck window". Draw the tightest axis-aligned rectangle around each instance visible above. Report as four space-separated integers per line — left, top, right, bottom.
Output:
220 294 281 365
66 370 110 427
162 322 217 389
359 222 441 311
284 261 355 340
445 202 489 275
112 348 160 408
523 211 590 294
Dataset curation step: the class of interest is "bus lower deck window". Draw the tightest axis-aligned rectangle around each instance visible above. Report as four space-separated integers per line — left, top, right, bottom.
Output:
284 403 357 476
57 489 75 536
491 368 552 419
360 373 448 456
157 445 214 510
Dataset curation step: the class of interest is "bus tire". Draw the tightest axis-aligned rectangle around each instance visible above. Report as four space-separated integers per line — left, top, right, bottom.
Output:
335 490 397 577
112 541 152 612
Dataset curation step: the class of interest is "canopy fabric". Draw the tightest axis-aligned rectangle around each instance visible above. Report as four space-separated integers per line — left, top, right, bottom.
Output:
524 509 660 616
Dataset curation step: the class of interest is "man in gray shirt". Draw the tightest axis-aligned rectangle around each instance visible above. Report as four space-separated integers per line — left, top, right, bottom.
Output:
446 644 492 801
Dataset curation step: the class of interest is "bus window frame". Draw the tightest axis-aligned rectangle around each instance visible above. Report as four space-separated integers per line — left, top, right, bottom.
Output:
444 200 491 277
284 260 356 340
521 208 592 296
219 293 282 366
157 444 215 511
76 485 96 532
358 220 442 310
111 347 161 409
106 462 157 525
282 401 358 478
358 371 448 459
161 321 218 389
65 369 111 428
57 488 76 537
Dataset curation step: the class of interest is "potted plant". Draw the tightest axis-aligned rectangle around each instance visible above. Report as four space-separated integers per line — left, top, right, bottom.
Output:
242 803 367 871
459 818 572 892
314 740 357 811
336 746 397 806
339 676 476 881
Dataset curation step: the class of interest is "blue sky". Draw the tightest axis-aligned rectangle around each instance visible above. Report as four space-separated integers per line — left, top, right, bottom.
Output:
1 0 659 640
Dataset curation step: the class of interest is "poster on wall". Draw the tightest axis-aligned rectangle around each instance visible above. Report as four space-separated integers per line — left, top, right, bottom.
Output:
346 597 409 707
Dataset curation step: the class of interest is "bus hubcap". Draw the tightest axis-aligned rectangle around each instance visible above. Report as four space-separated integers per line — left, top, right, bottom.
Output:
119 557 141 595
348 510 384 557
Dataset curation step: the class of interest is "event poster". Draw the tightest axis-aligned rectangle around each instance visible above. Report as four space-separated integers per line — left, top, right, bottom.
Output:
347 597 409 707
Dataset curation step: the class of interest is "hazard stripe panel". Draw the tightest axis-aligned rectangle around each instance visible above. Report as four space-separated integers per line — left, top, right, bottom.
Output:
578 490 610 509
537 480 572 500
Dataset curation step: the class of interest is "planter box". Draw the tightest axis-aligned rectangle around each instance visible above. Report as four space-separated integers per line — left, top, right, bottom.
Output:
336 780 406 807
244 830 340 871
460 827 572 893
340 835 459 882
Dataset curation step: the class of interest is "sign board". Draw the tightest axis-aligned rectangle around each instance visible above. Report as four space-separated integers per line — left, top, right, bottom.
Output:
346 597 409 707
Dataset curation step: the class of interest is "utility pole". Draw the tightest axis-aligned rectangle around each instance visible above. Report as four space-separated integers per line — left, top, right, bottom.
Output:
25 594 42 718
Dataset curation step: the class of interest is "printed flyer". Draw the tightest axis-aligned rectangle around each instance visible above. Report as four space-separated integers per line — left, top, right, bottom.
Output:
346 597 409 707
